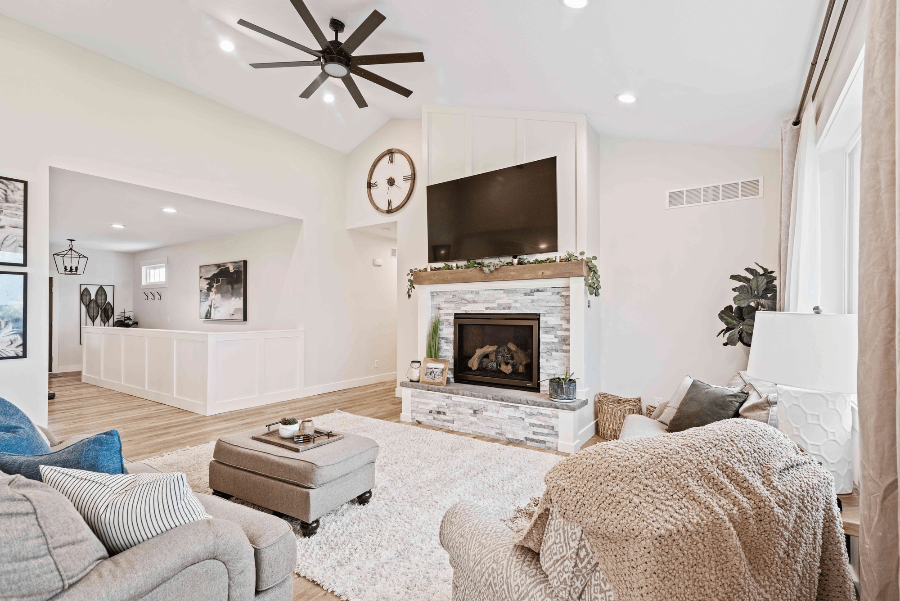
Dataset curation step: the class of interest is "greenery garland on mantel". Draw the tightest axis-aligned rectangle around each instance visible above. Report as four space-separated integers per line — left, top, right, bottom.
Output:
406 251 600 299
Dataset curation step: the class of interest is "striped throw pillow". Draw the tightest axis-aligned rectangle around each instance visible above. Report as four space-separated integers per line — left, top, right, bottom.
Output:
39 466 211 554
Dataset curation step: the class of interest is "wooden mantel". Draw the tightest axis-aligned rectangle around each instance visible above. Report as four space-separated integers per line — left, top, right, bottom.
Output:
412 260 588 286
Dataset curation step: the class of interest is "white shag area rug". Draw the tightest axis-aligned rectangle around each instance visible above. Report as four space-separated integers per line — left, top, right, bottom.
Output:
143 410 562 601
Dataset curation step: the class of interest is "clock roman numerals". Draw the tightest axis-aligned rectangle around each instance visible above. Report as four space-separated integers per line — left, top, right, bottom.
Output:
367 181 378 189
387 199 393 211
403 174 414 182
388 151 394 164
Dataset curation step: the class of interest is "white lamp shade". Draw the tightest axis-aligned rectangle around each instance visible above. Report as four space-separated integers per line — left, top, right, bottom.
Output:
747 312 857 393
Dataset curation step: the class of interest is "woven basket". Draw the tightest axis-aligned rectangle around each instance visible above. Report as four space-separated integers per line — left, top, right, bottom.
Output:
645 405 657 418
595 393 642 440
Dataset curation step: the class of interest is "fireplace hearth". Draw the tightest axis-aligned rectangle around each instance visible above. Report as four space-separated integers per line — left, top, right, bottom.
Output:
453 313 540 391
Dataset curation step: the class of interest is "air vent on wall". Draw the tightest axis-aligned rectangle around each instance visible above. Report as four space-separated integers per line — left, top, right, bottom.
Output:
666 177 763 209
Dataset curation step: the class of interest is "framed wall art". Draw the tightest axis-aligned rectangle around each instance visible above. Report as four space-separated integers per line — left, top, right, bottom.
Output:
79 284 115 344
0 271 26 359
0 176 27 267
200 260 247 321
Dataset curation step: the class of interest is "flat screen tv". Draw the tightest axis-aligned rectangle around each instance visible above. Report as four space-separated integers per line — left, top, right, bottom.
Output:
426 157 558 262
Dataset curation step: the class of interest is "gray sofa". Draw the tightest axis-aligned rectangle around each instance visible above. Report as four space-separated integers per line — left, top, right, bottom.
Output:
3 428 296 601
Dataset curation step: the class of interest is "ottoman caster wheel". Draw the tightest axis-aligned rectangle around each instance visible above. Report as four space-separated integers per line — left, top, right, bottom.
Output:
211 490 231 499
356 490 373 506
299 519 320 538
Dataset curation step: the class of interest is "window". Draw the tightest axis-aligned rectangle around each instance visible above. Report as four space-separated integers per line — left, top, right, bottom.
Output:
141 258 167 288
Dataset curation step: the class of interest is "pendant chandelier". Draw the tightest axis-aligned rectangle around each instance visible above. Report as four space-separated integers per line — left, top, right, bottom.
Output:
53 239 89 275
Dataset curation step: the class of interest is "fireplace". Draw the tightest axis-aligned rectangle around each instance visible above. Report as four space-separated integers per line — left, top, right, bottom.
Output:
453 313 540 391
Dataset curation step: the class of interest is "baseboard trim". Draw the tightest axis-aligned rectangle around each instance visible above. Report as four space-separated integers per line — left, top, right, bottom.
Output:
54 364 83 374
303 372 397 398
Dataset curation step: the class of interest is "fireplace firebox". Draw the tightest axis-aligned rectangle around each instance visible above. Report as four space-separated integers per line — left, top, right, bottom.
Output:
453 313 540 391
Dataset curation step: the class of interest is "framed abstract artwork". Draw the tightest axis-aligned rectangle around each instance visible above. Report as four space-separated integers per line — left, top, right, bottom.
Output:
0 271 26 360
0 176 27 267
200 260 247 321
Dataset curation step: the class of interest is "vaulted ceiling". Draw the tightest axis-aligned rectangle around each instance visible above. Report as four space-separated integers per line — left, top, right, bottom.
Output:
0 0 821 153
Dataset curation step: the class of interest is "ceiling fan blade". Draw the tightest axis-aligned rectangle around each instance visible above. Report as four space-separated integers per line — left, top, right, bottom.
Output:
299 71 329 99
250 60 320 69
352 52 425 66
289 0 330 51
342 75 368 108
340 10 386 55
237 19 321 57
350 65 413 98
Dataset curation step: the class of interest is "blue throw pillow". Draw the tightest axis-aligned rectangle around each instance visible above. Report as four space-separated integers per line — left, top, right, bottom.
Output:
0 430 125 481
0 397 51 456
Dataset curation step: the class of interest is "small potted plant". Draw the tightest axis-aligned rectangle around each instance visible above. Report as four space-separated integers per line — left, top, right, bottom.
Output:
278 417 300 438
543 371 577 401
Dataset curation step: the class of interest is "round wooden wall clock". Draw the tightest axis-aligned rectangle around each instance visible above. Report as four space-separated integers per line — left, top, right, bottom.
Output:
367 148 416 214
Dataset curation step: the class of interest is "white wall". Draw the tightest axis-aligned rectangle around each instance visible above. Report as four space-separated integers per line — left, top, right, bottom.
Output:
597 138 780 407
132 223 303 332
131 222 397 384
50 246 134 373
0 14 394 424
344 119 423 391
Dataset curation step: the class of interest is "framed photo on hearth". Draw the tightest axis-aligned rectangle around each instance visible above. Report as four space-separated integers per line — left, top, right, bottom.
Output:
420 358 450 386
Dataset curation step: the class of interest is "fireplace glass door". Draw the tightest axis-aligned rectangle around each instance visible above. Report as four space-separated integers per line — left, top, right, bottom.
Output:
453 313 540 391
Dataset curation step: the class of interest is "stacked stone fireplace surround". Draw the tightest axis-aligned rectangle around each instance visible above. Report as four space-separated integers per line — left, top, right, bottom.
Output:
400 278 596 454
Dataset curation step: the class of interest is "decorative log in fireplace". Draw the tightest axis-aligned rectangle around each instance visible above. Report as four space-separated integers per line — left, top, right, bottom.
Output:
453 313 540 391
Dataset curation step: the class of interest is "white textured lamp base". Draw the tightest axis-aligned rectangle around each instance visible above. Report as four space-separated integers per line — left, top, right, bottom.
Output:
776 385 854 494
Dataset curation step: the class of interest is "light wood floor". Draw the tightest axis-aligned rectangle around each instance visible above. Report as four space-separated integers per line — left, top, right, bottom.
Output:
48 372 603 601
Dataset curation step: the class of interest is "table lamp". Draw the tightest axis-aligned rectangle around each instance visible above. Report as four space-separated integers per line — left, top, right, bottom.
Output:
747 312 858 493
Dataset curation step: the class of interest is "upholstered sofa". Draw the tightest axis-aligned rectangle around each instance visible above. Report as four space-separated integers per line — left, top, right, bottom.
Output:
439 416 661 601
2 427 297 601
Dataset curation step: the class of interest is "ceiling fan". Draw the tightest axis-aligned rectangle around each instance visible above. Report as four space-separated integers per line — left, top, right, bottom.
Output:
238 0 425 108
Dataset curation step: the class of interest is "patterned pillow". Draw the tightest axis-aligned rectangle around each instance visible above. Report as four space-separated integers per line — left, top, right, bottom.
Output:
40 467 211 554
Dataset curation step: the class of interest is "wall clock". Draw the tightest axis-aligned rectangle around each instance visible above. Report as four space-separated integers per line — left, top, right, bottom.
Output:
367 148 416 214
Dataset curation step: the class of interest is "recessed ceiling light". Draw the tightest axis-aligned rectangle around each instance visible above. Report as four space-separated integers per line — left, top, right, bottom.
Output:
111 224 125 229
162 208 177 213
563 0 588 7
617 93 637 104
220 40 235 53
323 93 335 103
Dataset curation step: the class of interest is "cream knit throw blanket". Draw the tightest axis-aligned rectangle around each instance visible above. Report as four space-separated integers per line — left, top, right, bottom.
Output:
517 419 854 601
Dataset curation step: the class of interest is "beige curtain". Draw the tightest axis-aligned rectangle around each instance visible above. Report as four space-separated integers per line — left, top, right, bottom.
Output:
859 0 900 598
779 120 801 312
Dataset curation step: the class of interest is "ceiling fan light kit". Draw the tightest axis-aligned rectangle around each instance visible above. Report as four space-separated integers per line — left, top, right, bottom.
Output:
239 0 425 109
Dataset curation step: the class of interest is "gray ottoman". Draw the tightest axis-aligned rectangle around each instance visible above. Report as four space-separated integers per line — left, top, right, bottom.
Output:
209 428 379 537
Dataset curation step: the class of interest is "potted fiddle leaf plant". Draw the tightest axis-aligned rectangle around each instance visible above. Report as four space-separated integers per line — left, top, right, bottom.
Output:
717 263 777 347
543 371 578 401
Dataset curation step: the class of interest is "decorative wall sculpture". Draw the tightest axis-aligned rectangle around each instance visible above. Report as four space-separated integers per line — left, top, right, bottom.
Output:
79 284 115 344
200 260 247 321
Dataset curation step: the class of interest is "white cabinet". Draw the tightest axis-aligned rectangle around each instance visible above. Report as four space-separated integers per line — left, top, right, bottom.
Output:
422 106 596 254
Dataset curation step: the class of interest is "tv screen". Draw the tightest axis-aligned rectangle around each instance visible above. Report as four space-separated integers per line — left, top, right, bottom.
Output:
426 157 558 263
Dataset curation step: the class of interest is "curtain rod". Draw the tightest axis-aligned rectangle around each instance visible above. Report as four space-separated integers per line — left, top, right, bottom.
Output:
811 0 850 105
792 0 838 126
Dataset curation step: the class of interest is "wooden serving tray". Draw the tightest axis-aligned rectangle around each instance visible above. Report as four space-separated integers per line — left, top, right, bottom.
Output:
252 429 344 453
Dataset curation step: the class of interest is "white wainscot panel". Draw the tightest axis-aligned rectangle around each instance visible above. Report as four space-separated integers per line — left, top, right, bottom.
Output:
213 339 258 402
101 333 122 383
146 336 175 396
263 336 300 394
175 338 209 404
429 112 467 184
121 335 146 389
83 327 304 416
472 116 517 174
83 331 102 378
